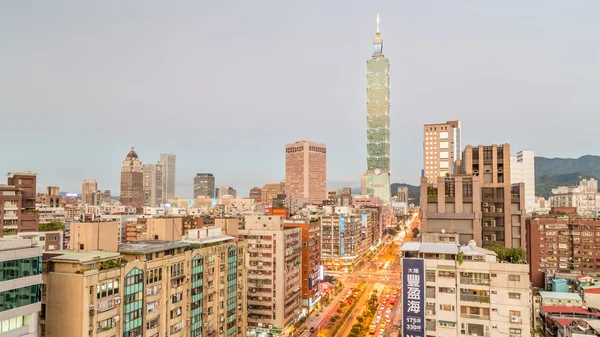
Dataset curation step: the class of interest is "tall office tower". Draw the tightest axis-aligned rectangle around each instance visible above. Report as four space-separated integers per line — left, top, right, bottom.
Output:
510 150 536 212
365 15 391 206
142 164 163 206
0 238 42 336
193 173 215 198
462 144 526 248
159 153 176 200
120 147 144 207
249 186 262 201
397 186 408 202
240 215 302 335
81 179 97 204
423 120 462 181
216 186 237 198
285 140 327 205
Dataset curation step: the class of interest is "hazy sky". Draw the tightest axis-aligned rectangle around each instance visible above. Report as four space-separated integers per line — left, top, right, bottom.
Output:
1 1 599 198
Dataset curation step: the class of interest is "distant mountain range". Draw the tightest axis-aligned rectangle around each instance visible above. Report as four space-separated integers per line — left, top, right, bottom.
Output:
535 155 600 198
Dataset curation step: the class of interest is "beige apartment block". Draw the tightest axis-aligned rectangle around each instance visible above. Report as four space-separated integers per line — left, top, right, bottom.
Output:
423 120 461 182
420 175 483 245
44 238 246 337
240 215 302 336
261 182 285 207
462 144 526 248
82 179 98 205
401 234 531 337
70 221 119 252
285 141 327 205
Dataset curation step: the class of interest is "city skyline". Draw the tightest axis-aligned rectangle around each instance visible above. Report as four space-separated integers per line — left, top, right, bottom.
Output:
2 2 599 197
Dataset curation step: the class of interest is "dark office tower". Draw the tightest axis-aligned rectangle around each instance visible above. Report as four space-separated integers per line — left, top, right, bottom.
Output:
194 173 215 198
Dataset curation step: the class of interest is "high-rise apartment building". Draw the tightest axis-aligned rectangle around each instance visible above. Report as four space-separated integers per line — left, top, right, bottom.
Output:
81 179 98 205
249 187 262 201
285 140 327 205
193 173 215 198
462 144 526 248
240 215 302 336
365 16 391 206
423 120 462 181
120 148 144 207
284 219 322 311
400 233 531 337
45 186 61 207
143 164 163 206
159 154 176 200
397 186 408 202
510 150 536 212
0 238 42 336
261 182 285 206
320 214 366 272
0 172 39 236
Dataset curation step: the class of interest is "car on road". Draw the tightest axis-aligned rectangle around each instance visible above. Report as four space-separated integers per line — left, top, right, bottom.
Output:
386 317 392 323
309 327 315 332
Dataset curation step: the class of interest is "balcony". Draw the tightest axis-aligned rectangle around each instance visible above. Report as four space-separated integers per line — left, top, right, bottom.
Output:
461 314 490 320
460 295 490 303
460 278 490 286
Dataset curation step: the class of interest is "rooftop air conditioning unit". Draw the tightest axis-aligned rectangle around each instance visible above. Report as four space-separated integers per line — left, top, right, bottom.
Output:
483 237 489 241
88 326 93 331
510 316 521 323
497 208 503 213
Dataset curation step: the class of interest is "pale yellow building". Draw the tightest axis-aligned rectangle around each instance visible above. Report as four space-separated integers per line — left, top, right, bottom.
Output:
70 221 119 252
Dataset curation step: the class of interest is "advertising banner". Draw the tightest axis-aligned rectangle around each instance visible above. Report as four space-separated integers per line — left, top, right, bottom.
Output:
402 258 425 337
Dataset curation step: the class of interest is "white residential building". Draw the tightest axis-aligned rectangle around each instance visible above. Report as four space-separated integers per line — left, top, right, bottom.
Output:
550 178 600 216
239 215 302 337
510 150 536 212
401 233 531 337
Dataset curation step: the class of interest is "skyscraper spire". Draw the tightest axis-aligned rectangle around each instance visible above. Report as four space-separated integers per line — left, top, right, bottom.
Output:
373 15 383 55
376 14 380 34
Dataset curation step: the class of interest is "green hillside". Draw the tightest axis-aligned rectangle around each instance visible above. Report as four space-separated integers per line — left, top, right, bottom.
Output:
535 155 600 198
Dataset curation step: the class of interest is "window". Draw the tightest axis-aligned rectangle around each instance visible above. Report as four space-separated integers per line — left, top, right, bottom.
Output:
438 271 456 278
438 287 455 294
440 304 455 311
509 293 521 299
509 310 521 317
510 328 522 334
96 318 115 332
508 275 520 281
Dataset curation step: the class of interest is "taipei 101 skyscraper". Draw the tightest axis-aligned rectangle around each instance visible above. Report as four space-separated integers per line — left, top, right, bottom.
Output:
364 15 391 206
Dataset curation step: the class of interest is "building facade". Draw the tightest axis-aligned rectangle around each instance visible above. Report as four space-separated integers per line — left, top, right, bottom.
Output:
239 215 302 337
365 16 391 206
143 164 163 207
159 154 176 201
462 144 526 249
549 179 600 216
319 214 365 272
216 186 237 199
0 173 40 236
284 219 322 312
510 150 536 213
423 120 462 182
249 187 262 201
194 173 215 199
0 238 42 337
285 141 327 205
401 234 531 337
82 179 98 205
120 148 144 208
261 183 285 207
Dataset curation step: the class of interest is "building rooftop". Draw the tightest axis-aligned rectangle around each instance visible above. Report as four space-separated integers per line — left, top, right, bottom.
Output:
0 238 37 251
183 235 234 245
49 250 121 263
541 306 600 318
540 291 582 301
118 240 190 254
400 241 496 257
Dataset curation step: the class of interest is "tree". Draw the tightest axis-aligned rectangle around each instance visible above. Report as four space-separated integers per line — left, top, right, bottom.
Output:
39 220 65 232
487 245 526 264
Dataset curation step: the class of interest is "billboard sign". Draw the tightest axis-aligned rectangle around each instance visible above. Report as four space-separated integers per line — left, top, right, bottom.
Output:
339 215 345 257
402 258 425 337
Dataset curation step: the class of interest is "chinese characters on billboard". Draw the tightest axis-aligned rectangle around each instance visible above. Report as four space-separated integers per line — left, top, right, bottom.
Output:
402 258 425 337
